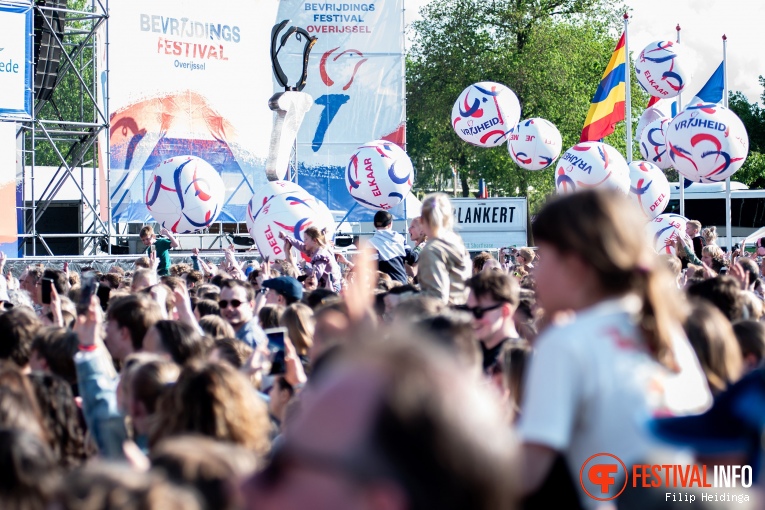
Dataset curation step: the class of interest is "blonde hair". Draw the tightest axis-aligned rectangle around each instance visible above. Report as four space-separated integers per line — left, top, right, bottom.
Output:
517 247 535 264
687 220 702 233
421 193 457 241
280 303 315 356
702 245 724 261
702 226 718 245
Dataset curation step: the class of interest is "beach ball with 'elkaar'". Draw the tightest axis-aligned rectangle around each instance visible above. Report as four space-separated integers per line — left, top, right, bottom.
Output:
345 140 413 211
451 82 521 147
639 117 672 169
635 41 689 99
628 161 670 219
145 155 225 233
555 142 630 195
665 103 749 183
645 213 688 256
507 118 563 171
246 191 325 260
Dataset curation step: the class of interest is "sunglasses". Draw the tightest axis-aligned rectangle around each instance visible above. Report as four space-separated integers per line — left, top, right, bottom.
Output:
219 299 243 309
456 302 505 319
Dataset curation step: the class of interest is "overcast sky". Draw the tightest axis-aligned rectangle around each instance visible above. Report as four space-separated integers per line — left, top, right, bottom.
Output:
404 0 765 105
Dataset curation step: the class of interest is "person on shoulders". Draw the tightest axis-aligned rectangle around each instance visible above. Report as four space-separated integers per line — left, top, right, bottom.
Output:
417 193 472 305
139 226 179 277
367 210 411 285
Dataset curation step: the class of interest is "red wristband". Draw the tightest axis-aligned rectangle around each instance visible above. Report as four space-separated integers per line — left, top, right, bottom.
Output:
78 344 97 352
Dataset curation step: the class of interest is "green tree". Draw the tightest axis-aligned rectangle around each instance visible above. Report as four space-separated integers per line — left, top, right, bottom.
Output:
407 0 646 212
32 0 100 169
727 83 765 188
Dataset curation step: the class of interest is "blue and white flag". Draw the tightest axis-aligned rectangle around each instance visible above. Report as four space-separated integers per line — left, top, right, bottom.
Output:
687 62 724 105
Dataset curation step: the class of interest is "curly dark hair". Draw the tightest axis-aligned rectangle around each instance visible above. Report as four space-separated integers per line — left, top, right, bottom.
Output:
28 372 89 469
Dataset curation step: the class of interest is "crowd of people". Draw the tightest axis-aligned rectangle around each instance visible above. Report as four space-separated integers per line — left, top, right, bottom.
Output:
0 189 763 509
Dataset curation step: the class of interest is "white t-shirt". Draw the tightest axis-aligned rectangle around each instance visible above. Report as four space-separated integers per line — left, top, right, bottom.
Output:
518 295 711 507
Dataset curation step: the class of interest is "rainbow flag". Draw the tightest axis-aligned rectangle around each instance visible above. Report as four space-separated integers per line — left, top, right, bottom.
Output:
580 33 626 142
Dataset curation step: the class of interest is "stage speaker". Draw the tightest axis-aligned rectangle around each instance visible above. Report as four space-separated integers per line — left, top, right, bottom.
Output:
25 201 81 255
33 0 68 102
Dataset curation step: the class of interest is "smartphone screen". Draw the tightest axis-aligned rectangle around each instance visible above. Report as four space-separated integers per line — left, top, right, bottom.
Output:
264 327 287 352
78 274 99 314
41 278 53 305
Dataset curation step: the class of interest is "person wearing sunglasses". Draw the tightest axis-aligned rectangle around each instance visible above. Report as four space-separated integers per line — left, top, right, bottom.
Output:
219 280 268 349
462 270 522 373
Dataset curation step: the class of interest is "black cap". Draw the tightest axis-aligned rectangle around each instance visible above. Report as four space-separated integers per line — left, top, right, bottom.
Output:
374 210 393 228
262 276 304 302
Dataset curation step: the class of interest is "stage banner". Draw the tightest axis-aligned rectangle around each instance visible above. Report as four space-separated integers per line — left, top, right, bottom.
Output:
104 0 280 224
0 2 33 118
104 0 406 224
0 122 19 253
274 0 406 221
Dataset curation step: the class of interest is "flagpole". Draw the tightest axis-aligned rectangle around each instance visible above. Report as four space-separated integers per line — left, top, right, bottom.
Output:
676 24 685 218
623 13 633 163
723 34 732 252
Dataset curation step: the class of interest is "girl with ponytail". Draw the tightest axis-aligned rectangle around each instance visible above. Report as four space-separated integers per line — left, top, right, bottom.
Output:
518 189 711 505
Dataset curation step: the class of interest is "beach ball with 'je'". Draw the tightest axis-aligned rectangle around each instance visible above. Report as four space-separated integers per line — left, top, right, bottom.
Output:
507 118 563 171
645 213 688 256
635 41 689 99
145 155 225 233
628 161 670 220
555 141 630 195
451 82 521 147
345 140 413 211
635 104 671 142
665 103 749 183
639 117 672 170
246 190 329 260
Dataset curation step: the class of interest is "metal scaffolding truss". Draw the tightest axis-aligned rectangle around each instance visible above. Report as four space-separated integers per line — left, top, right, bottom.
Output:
19 0 109 256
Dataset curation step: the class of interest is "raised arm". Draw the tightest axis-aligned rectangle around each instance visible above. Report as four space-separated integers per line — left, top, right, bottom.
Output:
160 227 180 248
278 230 308 254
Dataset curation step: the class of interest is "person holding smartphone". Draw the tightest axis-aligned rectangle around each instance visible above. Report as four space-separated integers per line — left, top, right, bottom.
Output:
139 226 179 277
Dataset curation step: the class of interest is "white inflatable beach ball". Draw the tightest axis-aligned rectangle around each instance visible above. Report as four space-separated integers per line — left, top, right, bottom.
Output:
639 117 672 169
145 155 225 233
645 213 688 255
345 140 413 211
635 41 689 99
248 180 306 216
665 103 749 183
307 196 337 241
636 104 671 142
554 142 630 195
246 192 322 260
451 82 521 147
507 118 563 171
628 161 670 219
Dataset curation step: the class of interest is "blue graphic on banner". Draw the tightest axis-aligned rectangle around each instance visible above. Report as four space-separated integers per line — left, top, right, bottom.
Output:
275 0 407 223
0 4 33 118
